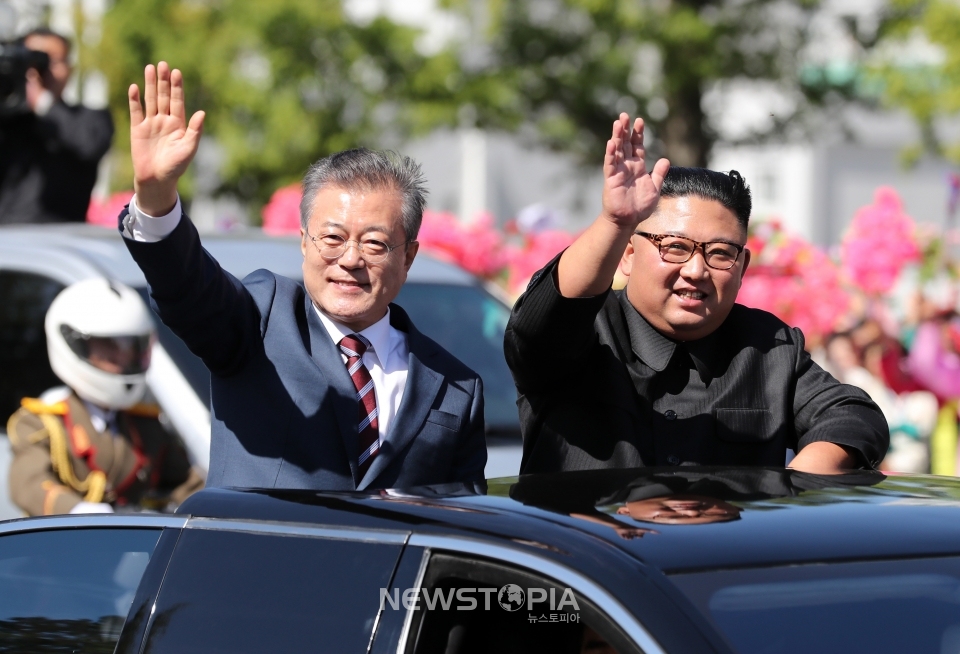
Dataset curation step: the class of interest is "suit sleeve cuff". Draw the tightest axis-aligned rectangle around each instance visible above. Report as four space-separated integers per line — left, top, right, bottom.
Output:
122 195 183 242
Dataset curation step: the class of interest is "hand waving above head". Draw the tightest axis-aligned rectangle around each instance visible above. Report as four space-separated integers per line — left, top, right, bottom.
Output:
128 62 205 216
601 113 670 228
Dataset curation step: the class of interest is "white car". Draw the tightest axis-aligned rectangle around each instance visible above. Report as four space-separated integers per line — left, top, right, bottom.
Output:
0 223 522 518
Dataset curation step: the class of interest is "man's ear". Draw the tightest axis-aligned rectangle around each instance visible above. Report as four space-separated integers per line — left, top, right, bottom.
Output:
403 240 419 271
739 248 751 286
619 237 637 278
300 228 308 258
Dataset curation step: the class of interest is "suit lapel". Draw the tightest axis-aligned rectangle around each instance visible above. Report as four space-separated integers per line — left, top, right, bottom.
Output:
359 307 443 490
305 296 360 483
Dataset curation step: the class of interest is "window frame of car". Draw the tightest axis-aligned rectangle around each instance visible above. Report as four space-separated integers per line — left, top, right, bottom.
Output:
373 533 668 654
0 514 187 654
0 515 671 654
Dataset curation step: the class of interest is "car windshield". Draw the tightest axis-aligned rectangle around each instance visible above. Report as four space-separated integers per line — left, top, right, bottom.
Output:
139 282 519 435
670 556 960 654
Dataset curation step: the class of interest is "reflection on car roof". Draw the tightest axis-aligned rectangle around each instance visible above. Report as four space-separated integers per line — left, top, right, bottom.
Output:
181 467 960 575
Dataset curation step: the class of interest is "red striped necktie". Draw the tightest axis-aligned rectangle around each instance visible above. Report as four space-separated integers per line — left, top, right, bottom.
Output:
339 334 379 479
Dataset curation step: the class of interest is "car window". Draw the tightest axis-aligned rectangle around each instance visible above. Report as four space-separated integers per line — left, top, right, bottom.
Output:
401 553 640 654
670 556 960 654
0 271 64 421
395 283 518 435
0 527 163 653
142 528 404 654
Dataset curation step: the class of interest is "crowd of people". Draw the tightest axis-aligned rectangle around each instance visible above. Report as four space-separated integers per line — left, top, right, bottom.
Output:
734 189 960 475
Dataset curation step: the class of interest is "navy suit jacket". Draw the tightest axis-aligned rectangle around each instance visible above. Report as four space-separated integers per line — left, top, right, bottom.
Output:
122 210 487 490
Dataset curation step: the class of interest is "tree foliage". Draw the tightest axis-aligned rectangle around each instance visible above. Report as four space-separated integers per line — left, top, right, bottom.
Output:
96 0 441 206
868 0 960 162
437 0 823 167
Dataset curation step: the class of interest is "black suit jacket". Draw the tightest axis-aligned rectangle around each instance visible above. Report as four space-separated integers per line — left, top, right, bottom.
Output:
122 211 487 490
505 258 889 474
0 102 113 223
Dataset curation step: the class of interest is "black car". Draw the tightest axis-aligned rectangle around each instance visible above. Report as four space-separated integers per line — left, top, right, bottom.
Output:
2 467 960 654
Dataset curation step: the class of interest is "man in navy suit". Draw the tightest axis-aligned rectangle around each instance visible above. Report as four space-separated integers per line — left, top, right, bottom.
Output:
119 62 486 490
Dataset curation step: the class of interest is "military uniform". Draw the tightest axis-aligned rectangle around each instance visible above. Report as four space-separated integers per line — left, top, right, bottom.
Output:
7 390 203 516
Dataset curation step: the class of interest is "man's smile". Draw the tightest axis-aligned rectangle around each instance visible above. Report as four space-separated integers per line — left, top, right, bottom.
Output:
673 289 707 301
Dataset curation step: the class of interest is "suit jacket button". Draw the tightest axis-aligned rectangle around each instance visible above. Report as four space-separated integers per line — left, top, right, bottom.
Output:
666 455 680 465
664 409 677 420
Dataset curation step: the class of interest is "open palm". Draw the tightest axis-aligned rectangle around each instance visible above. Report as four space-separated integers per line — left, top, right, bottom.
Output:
129 62 204 214
601 114 670 227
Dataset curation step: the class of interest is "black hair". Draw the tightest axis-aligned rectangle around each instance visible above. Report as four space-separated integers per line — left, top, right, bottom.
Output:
660 167 752 230
19 27 72 56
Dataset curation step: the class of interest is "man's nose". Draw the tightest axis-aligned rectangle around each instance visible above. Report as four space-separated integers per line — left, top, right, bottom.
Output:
679 248 709 278
337 242 365 267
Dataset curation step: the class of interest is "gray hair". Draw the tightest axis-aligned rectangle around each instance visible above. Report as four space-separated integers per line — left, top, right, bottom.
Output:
299 148 428 242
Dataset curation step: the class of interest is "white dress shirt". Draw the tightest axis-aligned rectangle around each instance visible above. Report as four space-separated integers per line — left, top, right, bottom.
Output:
315 308 409 441
123 194 411 440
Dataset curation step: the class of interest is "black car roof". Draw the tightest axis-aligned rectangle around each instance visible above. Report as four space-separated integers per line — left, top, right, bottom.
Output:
178 467 960 574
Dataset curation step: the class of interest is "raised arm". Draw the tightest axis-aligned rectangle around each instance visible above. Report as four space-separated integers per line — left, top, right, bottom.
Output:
128 62 205 216
123 63 260 376
556 113 670 298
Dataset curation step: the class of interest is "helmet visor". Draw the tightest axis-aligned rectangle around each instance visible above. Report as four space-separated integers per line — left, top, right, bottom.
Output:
60 325 153 375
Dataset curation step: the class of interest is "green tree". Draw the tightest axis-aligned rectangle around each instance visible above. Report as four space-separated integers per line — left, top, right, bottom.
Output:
436 0 825 167
95 0 439 209
868 0 960 162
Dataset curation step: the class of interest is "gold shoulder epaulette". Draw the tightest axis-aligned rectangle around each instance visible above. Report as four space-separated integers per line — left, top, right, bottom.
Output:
20 397 68 416
125 403 161 419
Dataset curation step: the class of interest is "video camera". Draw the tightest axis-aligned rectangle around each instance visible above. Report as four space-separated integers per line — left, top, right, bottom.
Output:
0 42 49 117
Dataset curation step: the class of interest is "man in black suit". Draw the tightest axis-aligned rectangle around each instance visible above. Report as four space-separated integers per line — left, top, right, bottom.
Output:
120 62 486 490
505 113 888 476
0 28 113 223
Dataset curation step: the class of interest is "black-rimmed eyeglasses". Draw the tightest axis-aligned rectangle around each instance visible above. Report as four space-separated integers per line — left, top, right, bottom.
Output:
635 231 744 271
306 232 411 264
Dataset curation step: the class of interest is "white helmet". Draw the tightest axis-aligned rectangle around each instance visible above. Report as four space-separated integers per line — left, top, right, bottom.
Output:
45 279 156 410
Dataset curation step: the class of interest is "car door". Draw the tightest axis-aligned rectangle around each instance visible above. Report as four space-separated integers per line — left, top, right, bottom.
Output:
369 536 673 654
136 519 409 654
0 515 184 653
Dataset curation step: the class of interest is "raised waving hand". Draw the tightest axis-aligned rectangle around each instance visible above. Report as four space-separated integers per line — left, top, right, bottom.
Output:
555 113 670 298
601 113 670 227
128 62 205 216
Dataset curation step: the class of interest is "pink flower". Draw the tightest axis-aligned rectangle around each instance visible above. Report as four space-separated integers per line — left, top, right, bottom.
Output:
738 220 850 341
262 184 302 235
505 230 576 293
418 210 508 278
840 188 921 296
86 190 135 228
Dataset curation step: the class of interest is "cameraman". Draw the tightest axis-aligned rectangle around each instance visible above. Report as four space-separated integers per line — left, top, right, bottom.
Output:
0 28 113 224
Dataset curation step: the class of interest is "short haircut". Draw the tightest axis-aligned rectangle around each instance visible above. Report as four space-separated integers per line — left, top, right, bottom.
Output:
20 27 72 56
299 148 428 242
659 167 752 231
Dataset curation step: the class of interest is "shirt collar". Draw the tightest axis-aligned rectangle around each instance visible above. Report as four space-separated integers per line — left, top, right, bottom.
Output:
619 292 676 372
618 292 723 383
314 306 396 368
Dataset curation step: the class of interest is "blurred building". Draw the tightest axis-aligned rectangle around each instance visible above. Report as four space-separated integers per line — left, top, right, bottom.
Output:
712 126 960 247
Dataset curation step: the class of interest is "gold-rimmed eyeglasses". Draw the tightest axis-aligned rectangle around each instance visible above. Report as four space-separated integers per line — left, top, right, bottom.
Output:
306 232 411 264
635 231 744 271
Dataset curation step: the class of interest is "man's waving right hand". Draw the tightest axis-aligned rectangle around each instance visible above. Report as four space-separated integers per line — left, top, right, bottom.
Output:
556 113 670 298
129 62 205 216
601 113 670 228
